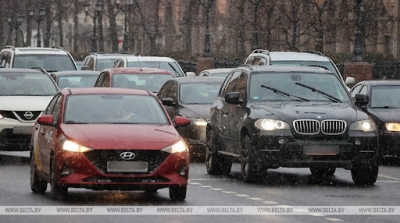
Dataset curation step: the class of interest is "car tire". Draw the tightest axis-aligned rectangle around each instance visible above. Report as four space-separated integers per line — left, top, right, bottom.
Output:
351 163 378 186
30 152 47 194
169 185 187 201
309 166 336 177
205 128 231 175
241 135 262 183
50 156 68 200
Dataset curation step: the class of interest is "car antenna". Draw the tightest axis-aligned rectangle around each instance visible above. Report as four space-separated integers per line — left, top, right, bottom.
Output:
137 55 143 71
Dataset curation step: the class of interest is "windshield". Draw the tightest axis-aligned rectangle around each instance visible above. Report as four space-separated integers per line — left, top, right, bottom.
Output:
250 72 350 103
95 59 118 71
57 75 99 89
0 72 58 96
112 74 173 92
13 54 76 71
180 82 222 104
127 61 185 77
271 61 339 76
371 86 400 108
64 94 169 124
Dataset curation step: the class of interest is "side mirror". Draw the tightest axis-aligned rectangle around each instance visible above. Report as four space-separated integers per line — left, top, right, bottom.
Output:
161 97 176 106
354 94 369 107
345 77 356 89
37 115 54 126
186 72 196 77
225 92 243 105
81 66 91 70
174 116 190 127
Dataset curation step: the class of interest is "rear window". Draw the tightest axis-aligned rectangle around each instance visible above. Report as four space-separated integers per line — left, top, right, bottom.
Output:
13 54 76 71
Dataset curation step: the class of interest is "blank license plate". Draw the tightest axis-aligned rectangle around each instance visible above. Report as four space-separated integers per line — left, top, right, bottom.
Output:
107 161 148 172
13 126 33 135
303 145 339 155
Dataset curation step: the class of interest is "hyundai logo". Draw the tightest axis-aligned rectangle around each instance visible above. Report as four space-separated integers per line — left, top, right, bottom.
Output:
120 152 136 160
24 111 34 120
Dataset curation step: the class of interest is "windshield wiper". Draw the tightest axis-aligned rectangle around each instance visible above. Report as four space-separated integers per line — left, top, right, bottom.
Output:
372 106 398 109
65 121 88 124
261 85 309 102
295 82 341 103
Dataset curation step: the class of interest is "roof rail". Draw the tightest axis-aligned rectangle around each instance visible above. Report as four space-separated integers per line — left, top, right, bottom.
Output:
4 45 15 50
251 49 270 55
302 50 323 56
237 64 253 69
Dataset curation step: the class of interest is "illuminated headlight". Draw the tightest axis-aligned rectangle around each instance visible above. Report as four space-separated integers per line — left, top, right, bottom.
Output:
255 119 290 131
349 120 376 132
161 140 188 153
190 118 207 126
62 140 92 152
386 123 400 132
0 114 3 119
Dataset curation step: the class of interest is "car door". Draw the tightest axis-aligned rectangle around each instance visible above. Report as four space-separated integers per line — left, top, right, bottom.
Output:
227 71 248 154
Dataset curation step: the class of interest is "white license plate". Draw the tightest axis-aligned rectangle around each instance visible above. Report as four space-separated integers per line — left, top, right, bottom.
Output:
107 161 148 172
13 126 33 135
303 145 339 155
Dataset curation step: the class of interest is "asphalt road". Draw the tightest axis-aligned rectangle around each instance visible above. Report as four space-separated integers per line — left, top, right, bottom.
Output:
1 152 400 223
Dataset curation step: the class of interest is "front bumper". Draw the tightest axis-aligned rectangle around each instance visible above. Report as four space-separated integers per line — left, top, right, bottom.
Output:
55 149 189 190
252 129 378 169
0 119 34 151
179 125 206 156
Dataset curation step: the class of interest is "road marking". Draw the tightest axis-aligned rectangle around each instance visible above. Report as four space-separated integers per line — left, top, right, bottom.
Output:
377 180 400 183
249 197 264 201
221 191 236 194
188 182 202 185
211 188 224 191
262 201 278 204
187 178 230 181
235 194 249 197
379 174 400 181
200 185 212 188
324 217 344 222
309 213 325 217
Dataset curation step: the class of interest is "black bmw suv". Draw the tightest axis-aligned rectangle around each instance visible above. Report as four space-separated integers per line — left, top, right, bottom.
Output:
206 65 379 185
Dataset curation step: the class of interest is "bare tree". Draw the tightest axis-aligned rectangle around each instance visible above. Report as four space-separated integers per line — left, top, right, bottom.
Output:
135 0 161 55
105 0 120 52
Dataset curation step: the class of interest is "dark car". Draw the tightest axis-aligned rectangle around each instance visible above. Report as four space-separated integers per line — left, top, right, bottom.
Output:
157 77 225 158
350 80 400 161
206 65 379 185
30 87 190 201
94 67 175 93
49 70 101 89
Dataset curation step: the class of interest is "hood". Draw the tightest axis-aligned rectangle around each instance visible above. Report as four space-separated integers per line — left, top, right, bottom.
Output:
369 108 400 123
179 104 212 118
60 124 181 150
0 96 53 111
251 102 362 123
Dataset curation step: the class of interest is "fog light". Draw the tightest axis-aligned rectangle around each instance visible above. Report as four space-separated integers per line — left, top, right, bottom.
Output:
278 138 286 145
355 139 362 146
61 165 73 176
179 167 187 176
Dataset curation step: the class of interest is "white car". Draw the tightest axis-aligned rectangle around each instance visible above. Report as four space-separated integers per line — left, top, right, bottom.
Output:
113 55 188 77
0 68 58 151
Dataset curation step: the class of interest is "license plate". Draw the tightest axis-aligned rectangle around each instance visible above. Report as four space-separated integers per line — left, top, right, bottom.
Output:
107 161 148 172
303 145 339 155
13 126 33 135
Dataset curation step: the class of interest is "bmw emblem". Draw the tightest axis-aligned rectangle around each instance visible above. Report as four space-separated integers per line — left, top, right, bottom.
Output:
120 152 136 160
316 115 322 119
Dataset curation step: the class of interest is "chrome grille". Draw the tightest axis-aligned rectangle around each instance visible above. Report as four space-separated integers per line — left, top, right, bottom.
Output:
321 120 346 135
293 119 320 135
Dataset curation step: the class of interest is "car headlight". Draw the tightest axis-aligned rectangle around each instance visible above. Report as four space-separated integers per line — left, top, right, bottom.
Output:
62 140 92 152
255 119 290 131
0 114 3 119
386 123 400 132
190 118 207 126
349 120 376 132
161 140 188 153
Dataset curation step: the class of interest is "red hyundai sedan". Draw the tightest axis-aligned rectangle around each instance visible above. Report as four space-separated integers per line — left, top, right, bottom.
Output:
30 87 190 201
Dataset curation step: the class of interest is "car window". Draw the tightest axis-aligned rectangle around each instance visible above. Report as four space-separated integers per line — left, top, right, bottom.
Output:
13 55 76 71
167 81 178 100
44 94 61 115
0 72 58 96
350 84 363 98
359 85 368 95
96 59 118 71
112 74 173 92
58 76 98 88
127 61 184 77
157 80 173 99
180 82 222 104
224 71 242 95
370 86 400 108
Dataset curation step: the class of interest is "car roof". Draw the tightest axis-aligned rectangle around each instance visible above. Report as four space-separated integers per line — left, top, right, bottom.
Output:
243 65 334 74
124 56 176 62
11 47 70 55
61 87 153 96
0 68 45 74
359 80 400 86
103 67 173 75
88 53 134 59
269 52 330 62
174 77 225 84
50 70 101 76
201 68 235 73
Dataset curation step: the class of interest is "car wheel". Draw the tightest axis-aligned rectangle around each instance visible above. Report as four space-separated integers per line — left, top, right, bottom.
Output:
50 156 68 200
205 128 231 175
169 185 187 201
30 152 47 194
351 163 378 186
241 135 262 183
309 166 336 177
